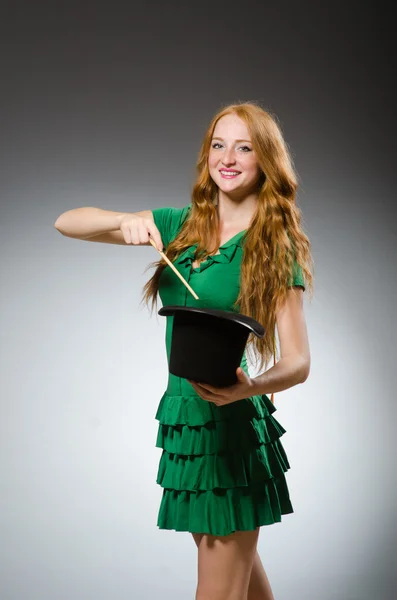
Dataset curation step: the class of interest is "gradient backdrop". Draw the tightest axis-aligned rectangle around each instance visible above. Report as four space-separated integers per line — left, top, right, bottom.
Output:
0 2 396 599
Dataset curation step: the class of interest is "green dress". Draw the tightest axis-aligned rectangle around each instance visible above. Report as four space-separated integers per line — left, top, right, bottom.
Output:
151 203 305 536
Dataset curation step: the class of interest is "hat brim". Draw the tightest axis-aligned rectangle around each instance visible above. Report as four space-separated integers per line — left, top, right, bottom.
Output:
158 305 264 338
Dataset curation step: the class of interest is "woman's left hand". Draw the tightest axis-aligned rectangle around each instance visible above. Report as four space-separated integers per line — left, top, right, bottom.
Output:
187 367 256 406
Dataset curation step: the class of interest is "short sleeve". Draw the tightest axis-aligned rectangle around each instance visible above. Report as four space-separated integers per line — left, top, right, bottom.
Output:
288 259 306 290
151 204 191 249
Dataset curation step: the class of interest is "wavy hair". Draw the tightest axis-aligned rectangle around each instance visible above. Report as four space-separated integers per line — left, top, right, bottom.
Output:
141 101 314 374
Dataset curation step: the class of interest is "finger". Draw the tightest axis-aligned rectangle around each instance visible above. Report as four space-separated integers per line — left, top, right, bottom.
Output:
194 383 218 397
188 380 205 392
188 380 224 403
188 378 217 392
146 222 164 252
119 222 131 244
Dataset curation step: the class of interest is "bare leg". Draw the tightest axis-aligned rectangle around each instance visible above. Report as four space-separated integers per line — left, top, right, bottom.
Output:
192 533 275 600
192 528 259 600
247 551 275 600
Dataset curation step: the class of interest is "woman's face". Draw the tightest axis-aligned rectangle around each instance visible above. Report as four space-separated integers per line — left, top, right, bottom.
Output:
208 113 262 197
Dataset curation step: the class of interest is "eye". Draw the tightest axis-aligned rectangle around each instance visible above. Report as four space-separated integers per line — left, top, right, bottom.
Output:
240 145 252 152
212 142 222 149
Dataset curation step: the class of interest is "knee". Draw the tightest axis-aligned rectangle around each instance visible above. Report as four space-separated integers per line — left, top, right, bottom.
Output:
196 582 247 600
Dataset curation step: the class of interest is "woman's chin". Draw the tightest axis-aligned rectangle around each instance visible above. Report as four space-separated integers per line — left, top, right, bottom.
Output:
216 179 243 193
218 181 247 195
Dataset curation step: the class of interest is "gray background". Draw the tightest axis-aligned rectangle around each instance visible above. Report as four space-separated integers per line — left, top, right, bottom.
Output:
1 2 396 599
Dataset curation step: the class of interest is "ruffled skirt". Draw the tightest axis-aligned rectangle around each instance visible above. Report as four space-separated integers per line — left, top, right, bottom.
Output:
155 391 294 536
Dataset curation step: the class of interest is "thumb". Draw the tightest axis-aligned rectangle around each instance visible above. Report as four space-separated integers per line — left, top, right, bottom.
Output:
236 367 246 379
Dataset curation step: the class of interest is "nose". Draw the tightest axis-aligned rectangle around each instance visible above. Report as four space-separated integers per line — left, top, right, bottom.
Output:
221 147 236 167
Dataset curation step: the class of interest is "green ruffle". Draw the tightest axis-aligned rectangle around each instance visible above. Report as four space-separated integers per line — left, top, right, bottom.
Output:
156 414 286 455
155 391 276 426
156 440 290 490
154 392 294 535
157 477 293 536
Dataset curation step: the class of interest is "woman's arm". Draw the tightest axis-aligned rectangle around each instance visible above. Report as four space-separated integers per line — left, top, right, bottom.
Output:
54 207 154 245
252 288 311 395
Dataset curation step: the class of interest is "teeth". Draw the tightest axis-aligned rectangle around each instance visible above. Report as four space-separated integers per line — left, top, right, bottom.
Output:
220 171 240 175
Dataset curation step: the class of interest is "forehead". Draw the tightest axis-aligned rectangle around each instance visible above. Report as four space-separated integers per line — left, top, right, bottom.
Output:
212 114 251 139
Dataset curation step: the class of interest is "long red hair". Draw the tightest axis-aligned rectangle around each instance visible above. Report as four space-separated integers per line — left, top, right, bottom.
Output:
141 101 314 373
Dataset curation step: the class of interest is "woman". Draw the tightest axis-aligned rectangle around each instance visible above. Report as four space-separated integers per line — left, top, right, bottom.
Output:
55 101 313 600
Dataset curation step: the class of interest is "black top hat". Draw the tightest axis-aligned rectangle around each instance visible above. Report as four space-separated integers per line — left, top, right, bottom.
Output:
158 305 265 387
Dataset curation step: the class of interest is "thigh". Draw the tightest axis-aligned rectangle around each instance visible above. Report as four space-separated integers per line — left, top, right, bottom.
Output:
191 533 203 548
196 528 260 600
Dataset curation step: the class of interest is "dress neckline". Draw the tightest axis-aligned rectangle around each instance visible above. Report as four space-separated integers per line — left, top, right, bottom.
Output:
218 228 247 248
190 229 247 272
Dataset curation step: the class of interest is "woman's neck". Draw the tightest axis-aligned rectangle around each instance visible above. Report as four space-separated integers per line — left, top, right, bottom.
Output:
216 190 258 229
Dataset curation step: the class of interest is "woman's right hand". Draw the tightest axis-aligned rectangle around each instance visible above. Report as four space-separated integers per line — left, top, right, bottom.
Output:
119 213 164 251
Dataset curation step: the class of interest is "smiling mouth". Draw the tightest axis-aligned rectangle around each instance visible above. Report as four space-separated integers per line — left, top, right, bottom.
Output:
219 170 241 178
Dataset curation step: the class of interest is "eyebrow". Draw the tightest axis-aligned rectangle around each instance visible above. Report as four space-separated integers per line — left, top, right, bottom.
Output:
212 137 252 143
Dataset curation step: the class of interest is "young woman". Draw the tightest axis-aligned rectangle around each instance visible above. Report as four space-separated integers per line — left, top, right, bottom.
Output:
55 102 313 600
